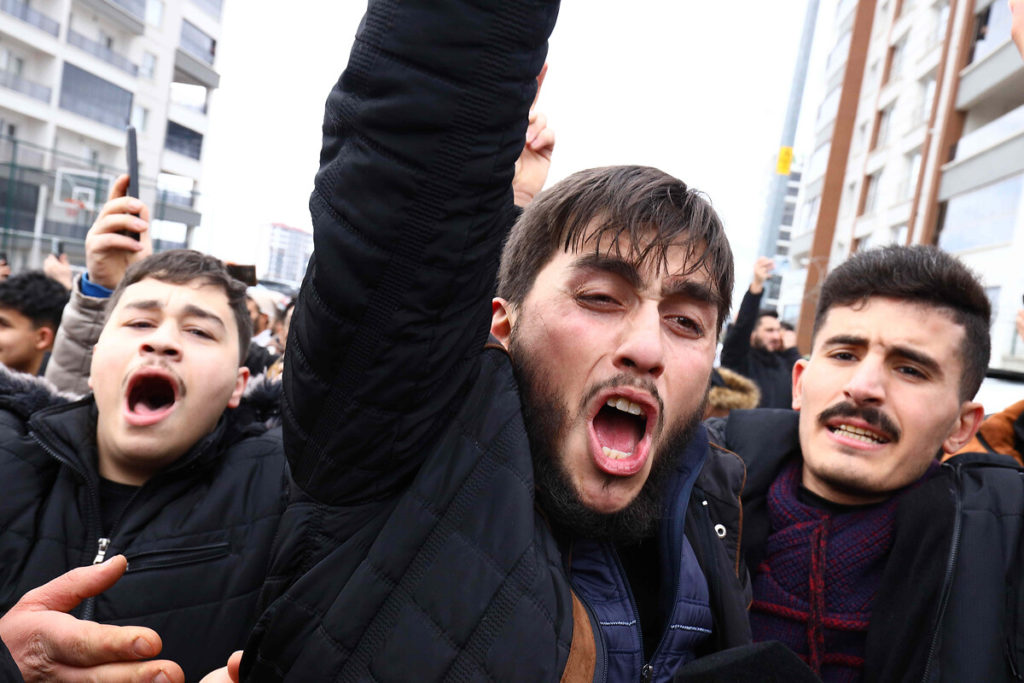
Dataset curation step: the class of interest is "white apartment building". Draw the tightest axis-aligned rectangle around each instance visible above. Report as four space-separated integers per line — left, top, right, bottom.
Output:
257 222 312 294
783 0 1024 371
0 0 222 269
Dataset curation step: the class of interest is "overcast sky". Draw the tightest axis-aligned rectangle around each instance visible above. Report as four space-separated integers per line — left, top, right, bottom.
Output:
195 1 837 311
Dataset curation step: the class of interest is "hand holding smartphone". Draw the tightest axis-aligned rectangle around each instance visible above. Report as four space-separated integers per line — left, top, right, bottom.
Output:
122 125 141 241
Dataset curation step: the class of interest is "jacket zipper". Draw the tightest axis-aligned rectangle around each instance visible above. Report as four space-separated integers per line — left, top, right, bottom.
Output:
30 430 105 621
610 546 653 682
920 463 963 682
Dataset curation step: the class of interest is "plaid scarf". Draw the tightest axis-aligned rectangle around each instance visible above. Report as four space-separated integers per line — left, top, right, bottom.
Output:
749 461 906 682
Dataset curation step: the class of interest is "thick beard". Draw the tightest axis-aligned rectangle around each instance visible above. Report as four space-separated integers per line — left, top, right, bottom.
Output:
509 332 706 544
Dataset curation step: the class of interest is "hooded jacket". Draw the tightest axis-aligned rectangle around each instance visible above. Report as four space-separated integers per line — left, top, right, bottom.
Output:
0 367 287 681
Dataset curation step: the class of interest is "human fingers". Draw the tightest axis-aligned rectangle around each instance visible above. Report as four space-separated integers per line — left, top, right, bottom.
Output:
107 174 130 202
227 651 242 681
526 111 547 145
48 658 184 683
531 62 548 109
19 556 128 614
93 197 145 226
91 211 149 239
528 127 555 159
42 618 164 669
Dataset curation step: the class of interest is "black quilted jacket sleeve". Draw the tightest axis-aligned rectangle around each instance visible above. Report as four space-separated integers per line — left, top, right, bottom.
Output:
282 0 559 506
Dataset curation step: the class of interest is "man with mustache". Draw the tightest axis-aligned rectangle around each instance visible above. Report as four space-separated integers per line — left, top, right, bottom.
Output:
709 245 1024 681
237 0 768 680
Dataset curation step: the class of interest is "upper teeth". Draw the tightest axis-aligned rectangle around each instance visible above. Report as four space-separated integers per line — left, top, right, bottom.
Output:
834 424 884 444
606 397 643 416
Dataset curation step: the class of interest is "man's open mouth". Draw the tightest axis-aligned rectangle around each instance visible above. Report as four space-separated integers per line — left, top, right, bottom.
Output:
123 370 181 427
588 391 656 476
827 422 892 446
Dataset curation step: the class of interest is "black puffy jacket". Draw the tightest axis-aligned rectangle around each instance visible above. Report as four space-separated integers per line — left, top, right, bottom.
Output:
0 368 287 681
240 0 751 680
709 409 1024 681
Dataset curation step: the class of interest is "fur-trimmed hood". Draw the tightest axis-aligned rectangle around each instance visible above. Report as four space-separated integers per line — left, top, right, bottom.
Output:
708 367 761 414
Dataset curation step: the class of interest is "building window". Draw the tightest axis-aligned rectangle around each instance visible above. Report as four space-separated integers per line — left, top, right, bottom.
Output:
934 0 950 44
145 0 163 27
140 52 157 79
872 105 893 150
861 171 882 215
58 63 133 129
883 39 905 86
130 104 149 132
919 76 935 123
891 223 908 245
903 151 921 199
938 174 1023 252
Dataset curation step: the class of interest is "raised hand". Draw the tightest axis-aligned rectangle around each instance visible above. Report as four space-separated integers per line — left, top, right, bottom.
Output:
513 64 555 207
85 174 153 290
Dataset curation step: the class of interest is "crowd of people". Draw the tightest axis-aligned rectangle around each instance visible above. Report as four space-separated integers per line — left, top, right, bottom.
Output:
1 1 1024 681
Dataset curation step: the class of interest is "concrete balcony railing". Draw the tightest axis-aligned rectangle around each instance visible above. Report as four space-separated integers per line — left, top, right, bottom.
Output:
190 0 222 19
67 29 138 76
0 0 59 36
0 69 51 103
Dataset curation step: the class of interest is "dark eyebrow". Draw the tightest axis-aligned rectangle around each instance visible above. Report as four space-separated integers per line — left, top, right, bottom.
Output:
662 279 719 309
824 334 942 377
122 300 226 332
572 253 643 289
183 304 227 331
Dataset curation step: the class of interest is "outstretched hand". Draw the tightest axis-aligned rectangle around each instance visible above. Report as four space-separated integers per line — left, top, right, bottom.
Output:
43 253 72 290
513 64 555 207
0 556 185 683
85 174 153 290
750 257 775 294
1012 0 1024 59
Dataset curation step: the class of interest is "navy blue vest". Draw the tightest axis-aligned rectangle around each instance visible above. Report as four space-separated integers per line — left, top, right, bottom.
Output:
569 427 714 682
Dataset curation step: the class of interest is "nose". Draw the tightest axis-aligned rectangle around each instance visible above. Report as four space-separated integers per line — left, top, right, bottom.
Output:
140 323 182 360
842 355 885 405
613 304 665 379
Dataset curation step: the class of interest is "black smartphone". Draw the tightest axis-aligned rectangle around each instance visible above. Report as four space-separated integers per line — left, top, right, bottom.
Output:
0 252 7 264
51 239 64 257
122 125 141 241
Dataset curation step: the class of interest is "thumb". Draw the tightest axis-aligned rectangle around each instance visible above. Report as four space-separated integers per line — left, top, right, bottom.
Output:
19 556 127 614
59 253 69 265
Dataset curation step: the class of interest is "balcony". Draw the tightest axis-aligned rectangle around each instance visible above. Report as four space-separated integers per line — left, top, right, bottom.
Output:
0 69 51 103
59 63 132 129
164 121 203 160
190 0 222 20
153 189 200 225
174 23 219 88
75 0 144 35
0 0 59 37
67 29 138 76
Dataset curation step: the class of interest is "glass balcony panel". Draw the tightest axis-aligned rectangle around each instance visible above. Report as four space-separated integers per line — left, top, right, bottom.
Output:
0 0 59 36
972 1 1012 65
191 0 222 19
59 63 133 129
164 121 202 160
938 173 1023 252
956 103 1024 160
179 20 215 65
67 29 138 76
0 69 51 102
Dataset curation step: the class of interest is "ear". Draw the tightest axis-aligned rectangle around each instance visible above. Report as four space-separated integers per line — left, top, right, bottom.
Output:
941 401 984 454
791 358 808 411
34 325 55 352
227 366 250 409
490 298 515 349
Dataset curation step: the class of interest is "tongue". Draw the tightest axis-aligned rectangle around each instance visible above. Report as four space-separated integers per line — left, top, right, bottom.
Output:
133 397 169 415
594 409 642 454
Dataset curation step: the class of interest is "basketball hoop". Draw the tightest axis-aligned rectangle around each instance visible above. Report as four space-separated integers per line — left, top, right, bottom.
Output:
63 198 86 219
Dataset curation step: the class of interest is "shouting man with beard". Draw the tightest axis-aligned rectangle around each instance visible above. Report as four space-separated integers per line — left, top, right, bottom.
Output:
238 0 756 681
710 245 1024 681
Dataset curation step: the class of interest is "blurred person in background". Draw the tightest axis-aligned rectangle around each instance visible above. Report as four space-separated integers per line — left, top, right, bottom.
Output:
0 270 69 376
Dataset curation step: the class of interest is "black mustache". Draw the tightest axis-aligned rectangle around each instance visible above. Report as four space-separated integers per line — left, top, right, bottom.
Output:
817 401 900 442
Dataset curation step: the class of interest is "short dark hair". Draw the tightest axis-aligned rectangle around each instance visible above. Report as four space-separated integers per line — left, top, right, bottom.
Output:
756 309 779 324
107 250 252 364
0 271 69 330
496 165 734 332
813 245 990 401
